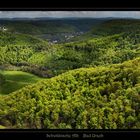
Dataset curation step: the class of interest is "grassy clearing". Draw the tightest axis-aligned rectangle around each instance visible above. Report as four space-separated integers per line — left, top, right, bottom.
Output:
0 70 44 95
0 125 6 129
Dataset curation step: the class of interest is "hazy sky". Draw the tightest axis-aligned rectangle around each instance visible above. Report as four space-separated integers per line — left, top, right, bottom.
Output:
0 11 140 18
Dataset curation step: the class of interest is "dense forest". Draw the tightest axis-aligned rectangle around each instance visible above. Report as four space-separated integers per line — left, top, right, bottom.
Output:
0 18 140 129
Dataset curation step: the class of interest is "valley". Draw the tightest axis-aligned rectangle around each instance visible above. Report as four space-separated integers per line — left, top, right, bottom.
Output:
0 16 140 129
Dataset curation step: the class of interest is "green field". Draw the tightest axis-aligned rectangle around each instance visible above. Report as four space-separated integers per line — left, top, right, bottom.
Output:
0 70 44 95
0 125 6 129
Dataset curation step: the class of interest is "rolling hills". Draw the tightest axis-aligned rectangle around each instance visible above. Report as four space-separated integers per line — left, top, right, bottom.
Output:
0 57 140 129
1 19 140 79
0 18 140 129
0 18 106 42
0 18 106 34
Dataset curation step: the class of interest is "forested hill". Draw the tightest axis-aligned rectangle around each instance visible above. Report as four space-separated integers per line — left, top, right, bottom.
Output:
0 19 140 129
0 57 140 129
0 18 106 34
0 31 48 46
91 19 140 36
72 19 140 41
1 19 140 78
0 18 107 42
0 18 140 129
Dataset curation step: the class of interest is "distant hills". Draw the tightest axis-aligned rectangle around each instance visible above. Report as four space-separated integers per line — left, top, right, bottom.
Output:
0 17 137 41
0 17 108 33
0 17 108 42
0 17 136 20
0 18 140 129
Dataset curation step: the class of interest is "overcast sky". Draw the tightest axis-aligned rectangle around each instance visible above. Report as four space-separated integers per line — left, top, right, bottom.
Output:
0 11 140 18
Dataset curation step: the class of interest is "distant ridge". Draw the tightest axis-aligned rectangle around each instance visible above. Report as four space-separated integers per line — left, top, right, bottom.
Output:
0 17 135 21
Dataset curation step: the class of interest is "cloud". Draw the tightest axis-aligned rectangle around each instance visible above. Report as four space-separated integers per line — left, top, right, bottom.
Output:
0 11 140 18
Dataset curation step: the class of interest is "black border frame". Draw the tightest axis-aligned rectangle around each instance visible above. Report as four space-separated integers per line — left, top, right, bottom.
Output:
0 6 140 139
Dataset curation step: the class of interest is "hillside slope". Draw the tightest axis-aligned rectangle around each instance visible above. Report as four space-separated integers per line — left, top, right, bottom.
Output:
71 19 140 41
0 57 140 129
0 31 51 77
0 18 107 43
1 19 140 77
51 32 140 75
90 19 140 36
0 18 105 34
0 31 48 46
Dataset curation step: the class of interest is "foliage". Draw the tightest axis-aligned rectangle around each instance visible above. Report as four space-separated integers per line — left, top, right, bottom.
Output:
0 58 140 128
1 19 140 77
0 19 140 129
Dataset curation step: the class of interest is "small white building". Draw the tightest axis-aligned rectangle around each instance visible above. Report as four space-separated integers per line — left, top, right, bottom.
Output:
2 27 7 31
53 40 58 43
0 26 8 31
